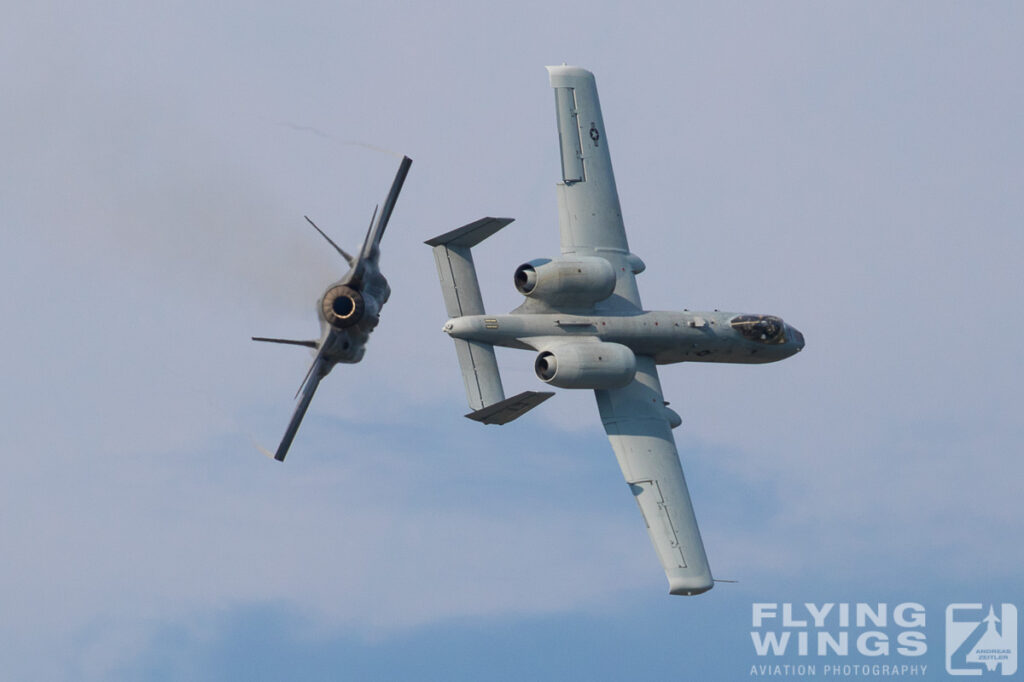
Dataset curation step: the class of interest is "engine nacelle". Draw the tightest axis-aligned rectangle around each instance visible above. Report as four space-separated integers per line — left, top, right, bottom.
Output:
320 285 365 329
534 342 636 389
514 257 616 308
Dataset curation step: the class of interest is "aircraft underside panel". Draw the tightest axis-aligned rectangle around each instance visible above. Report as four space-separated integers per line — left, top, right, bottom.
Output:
554 86 585 183
595 356 713 595
630 479 688 569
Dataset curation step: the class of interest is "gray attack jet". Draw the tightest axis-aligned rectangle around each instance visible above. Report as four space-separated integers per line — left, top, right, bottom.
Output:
427 67 804 595
254 155 411 462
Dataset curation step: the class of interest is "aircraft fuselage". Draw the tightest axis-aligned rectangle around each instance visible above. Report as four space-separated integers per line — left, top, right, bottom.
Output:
444 310 804 365
315 260 392 366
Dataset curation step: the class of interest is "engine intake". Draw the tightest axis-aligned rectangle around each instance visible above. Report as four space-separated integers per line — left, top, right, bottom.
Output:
321 285 365 328
534 342 636 389
514 257 616 308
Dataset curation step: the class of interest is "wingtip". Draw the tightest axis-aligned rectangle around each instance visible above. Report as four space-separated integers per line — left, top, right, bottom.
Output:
668 574 715 596
546 64 595 87
252 438 283 462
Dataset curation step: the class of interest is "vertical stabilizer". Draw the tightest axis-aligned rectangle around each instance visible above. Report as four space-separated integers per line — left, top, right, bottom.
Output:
426 218 513 410
425 217 512 317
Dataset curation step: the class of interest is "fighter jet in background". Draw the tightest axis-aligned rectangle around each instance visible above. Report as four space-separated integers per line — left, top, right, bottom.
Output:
427 67 803 595
255 155 412 462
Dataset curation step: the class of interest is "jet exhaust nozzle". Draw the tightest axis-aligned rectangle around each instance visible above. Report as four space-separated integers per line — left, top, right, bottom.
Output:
513 257 616 307
321 285 365 328
514 264 538 294
534 342 636 389
535 351 557 380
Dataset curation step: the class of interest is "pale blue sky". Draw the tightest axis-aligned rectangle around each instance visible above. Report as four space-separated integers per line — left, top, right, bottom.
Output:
3 2 1022 679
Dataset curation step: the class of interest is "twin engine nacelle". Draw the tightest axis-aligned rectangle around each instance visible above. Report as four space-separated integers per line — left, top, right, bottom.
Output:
534 342 636 389
514 256 616 308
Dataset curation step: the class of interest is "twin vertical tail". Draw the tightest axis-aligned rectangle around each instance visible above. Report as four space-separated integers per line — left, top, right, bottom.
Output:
425 218 553 424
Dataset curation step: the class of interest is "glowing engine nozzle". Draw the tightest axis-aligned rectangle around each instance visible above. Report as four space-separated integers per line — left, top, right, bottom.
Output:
321 285 365 328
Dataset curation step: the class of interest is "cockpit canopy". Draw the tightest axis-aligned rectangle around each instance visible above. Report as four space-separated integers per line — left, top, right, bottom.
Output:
731 315 786 344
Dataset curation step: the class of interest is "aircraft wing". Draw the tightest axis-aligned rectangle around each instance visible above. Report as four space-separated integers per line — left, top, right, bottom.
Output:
595 356 713 595
271 352 330 462
547 66 644 310
355 155 412 275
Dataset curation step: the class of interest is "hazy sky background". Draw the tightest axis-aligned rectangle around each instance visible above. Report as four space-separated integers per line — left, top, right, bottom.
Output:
3 2 1022 679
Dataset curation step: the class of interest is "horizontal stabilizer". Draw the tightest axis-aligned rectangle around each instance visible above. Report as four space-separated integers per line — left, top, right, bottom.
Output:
252 337 319 349
427 218 513 318
454 339 505 410
466 390 554 425
428 218 519 413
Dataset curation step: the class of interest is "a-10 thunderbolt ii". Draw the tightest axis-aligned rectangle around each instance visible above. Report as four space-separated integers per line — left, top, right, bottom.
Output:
254 155 412 462
426 67 804 595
